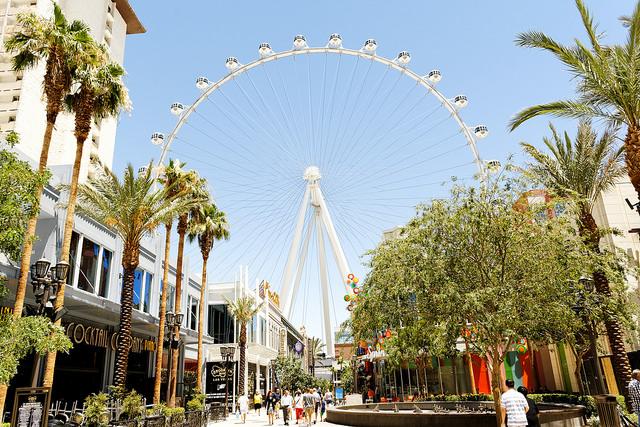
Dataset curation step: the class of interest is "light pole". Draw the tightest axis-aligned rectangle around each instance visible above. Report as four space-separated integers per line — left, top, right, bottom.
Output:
571 277 606 394
30 257 70 320
28 258 70 387
220 346 235 417
165 311 183 406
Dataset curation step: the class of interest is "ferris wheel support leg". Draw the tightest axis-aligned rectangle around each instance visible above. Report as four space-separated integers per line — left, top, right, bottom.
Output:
314 186 351 294
315 212 334 359
285 211 315 319
281 184 311 316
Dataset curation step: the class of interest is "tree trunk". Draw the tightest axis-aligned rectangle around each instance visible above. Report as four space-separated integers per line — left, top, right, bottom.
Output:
153 223 172 403
196 251 209 391
114 246 139 388
465 340 477 393
239 325 247 395
12 120 56 320
624 126 640 202
579 210 633 410
42 134 87 387
0 383 6 422
527 342 538 392
169 214 188 407
490 351 503 427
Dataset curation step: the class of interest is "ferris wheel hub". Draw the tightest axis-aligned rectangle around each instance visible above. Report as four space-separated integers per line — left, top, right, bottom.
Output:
303 166 321 182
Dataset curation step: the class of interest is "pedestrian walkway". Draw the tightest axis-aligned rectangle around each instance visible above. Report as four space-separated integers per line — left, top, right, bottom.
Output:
208 411 346 427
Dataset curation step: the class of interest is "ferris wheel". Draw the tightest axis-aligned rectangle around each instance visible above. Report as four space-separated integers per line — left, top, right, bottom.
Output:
151 34 492 355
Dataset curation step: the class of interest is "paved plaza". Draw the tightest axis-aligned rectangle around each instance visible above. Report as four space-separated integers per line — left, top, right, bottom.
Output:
209 411 346 427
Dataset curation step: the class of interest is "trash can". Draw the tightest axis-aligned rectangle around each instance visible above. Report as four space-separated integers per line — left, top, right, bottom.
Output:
594 394 622 427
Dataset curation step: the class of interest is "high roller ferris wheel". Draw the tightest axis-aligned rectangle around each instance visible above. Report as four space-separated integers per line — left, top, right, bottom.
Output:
151 34 494 356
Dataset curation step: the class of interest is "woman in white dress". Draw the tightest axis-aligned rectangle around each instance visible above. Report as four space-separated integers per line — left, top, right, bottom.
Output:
238 393 249 424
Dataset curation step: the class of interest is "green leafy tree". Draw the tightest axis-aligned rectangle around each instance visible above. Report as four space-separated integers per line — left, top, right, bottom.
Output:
521 121 634 401
70 163 197 388
187 203 229 391
508 0 640 205
351 177 618 427
225 296 264 395
0 302 72 415
0 132 50 263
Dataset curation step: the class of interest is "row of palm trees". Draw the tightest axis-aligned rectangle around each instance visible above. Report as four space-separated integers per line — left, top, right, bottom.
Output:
510 0 640 409
0 2 127 413
0 3 230 412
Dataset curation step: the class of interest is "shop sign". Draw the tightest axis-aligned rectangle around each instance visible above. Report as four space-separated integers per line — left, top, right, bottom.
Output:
63 322 157 353
11 387 51 427
206 362 237 401
361 350 387 361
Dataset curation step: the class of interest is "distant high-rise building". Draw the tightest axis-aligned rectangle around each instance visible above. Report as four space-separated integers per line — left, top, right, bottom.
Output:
0 0 144 178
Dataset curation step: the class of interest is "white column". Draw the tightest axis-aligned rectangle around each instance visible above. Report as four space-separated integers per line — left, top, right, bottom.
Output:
286 214 315 318
316 213 334 358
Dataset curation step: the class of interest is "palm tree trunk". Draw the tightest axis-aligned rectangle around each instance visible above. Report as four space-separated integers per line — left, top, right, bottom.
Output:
196 252 209 391
153 223 172 403
624 126 640 201
114 247 139 388
579 210 633 410
239 325 247 395
42 134 86 387
12 120 56 320
169 215 188 407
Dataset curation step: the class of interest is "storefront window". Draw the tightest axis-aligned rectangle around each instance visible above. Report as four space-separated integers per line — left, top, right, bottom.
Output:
143 272 152 313
97 248 111 298
160 280 176 314
189 296 198 330
260 318 266 346
78 236 99 293
132 268 143 310
208 304 233 343
68 232 80 287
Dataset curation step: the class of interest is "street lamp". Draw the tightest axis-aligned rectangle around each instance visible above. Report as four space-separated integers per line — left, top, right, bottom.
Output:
165 311 184 405
220 346 235 417
571 276 606 394
30 257 70 320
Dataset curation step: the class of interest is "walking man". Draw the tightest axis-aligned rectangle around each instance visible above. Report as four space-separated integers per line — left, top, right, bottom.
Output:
500 379 528 427
629 369 640 414
303 388 315 426
281 389 293 425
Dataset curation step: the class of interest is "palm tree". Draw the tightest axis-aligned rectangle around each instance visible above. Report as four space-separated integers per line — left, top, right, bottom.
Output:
508 0 640 202
168 170 208 407
520 121 632 403
152 158 192 404
187 203 229 391
4 1 94 322
309 337 325 377
71 163 196 388
42 48 129 388
225 295 264 395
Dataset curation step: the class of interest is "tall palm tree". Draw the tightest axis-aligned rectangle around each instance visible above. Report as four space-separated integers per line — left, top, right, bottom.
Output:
309 337 325 377
508 0 640 202
225 295 264 395
187 203 229 391
4 1 94 321
166 171 208 407
42 48 129 388
71 163 196 388
152 158 192 403
520 121 632 402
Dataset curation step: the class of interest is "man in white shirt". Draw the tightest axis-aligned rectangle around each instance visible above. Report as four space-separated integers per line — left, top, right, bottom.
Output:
238 393 249 424
501 379 529 427
281 389 293 426
312 388 321 424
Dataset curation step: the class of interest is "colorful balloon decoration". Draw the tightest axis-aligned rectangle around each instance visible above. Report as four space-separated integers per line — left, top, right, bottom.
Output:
344 295 350 301
344 273 360 313
385 330 392 339
516 344 527 354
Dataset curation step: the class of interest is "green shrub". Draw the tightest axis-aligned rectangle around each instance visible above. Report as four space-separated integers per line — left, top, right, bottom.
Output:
3 423 11 427
186 393 205 411
528 393 595 418
167 406 185 423
83 392 110 426
120 389 144 420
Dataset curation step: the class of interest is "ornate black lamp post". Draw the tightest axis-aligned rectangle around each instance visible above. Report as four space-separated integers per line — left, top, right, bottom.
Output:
220 346 235 417
165 311 184 403
30 257 70 320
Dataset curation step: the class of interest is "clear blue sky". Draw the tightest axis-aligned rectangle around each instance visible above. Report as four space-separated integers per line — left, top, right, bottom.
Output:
113 0 635 344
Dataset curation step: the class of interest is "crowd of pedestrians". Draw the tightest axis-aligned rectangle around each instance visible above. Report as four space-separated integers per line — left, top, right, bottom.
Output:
236 387 334 426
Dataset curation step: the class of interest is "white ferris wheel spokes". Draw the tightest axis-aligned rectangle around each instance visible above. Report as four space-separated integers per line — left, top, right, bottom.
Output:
152 35 491 354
